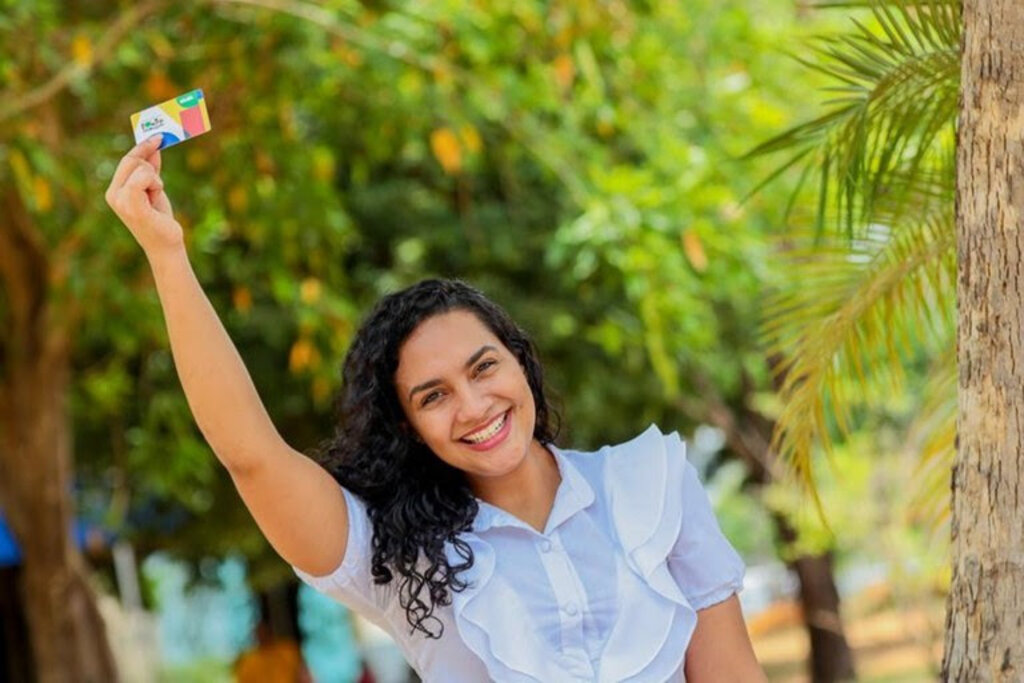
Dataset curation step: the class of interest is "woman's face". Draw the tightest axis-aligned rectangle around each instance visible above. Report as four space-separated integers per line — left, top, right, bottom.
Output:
393 309 539 488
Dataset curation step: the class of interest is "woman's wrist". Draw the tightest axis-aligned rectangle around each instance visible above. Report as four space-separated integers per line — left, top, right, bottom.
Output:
146 244 191 279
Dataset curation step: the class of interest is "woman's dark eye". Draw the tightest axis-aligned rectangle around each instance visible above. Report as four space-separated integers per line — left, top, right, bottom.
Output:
475 359 497 375
421 390 443 407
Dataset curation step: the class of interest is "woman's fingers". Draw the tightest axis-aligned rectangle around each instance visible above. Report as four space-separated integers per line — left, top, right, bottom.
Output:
124 165 163 207
150 185 173 216
147 147 162 175
115 163 163 221
130 135 163 159
108 137 163 194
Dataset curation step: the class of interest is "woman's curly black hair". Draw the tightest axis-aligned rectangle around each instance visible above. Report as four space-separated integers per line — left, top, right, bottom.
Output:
315 278 559 638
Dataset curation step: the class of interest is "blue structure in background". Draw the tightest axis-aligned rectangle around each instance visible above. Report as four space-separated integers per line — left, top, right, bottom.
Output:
1 515 361 681
145 554 362 682
298 582 363 682
0 514 112 567
0 516 20 566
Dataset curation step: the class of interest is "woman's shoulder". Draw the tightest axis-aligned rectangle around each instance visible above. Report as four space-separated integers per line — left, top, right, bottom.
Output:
557 425 702 592
557 423 687 483
556 425 691 543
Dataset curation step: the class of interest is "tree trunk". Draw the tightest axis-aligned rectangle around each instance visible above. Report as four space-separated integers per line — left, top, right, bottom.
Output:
944 0 1024 679
0 189 118 682
696 386 856 681
783 535 856 682
0 567 35 681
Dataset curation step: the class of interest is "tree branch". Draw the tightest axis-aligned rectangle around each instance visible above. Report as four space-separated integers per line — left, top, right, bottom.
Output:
678 368 786 484
0 0 169 124
214 0 440 71
211 0 589 202
0 189 48 336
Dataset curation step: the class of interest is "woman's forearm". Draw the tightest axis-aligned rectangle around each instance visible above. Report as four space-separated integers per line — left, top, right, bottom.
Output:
148 247 286 474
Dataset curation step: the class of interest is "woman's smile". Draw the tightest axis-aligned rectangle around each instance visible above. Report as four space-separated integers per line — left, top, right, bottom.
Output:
460 409 512 449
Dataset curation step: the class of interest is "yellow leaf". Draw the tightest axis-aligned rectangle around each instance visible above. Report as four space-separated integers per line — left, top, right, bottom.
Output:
553 53 575 91
331 38 363 67
32 176 52 213
343 47 363 67
186 149 209 170
147 33 174 60
280 107 297 141
71 35 93 67
300 278 322 304
289 338 315 373
19 120 41 139
144 71 177 102
9 149 42 210
233 286 252 313
312 148 335 182
313 376 331 405
554 26 573 50
228 186 248 213
432 63 454 89
9 149 31 191
596 107 616 138
430 127 462 175
459 125 482 154
682 229 708 272
256 150 276 176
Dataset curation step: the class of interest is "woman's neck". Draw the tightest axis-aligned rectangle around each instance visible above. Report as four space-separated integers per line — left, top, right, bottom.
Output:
471 439 561 533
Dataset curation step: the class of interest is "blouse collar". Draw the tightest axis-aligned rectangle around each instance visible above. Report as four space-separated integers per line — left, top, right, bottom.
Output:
471 443 595 534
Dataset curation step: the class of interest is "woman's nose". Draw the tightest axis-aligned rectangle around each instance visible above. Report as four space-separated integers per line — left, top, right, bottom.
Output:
455 384 490 425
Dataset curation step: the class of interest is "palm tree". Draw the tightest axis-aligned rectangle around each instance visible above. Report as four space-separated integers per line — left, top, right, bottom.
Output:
749 0 1024 677
747 0 958 514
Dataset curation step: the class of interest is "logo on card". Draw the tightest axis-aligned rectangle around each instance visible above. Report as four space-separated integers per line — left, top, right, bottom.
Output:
141 116 165 132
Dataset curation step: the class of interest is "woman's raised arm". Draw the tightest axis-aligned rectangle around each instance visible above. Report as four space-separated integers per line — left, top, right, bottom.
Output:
105 137 349 576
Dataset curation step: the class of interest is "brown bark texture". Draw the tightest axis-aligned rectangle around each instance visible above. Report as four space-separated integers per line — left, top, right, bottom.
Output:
944 0 1024 679
0 190 118 682
791 553 856 682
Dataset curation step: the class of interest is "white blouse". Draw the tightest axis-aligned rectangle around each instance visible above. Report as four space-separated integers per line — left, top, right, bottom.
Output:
293 425 746 682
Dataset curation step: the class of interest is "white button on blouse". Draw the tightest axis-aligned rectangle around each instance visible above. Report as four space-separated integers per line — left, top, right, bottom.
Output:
293 425 746 682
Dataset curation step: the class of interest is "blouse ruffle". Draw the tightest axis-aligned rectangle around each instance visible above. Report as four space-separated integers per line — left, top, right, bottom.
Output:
445 425 742 682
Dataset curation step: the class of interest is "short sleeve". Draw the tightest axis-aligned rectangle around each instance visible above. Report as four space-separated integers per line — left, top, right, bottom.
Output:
667 460 746 610
290 487 388 620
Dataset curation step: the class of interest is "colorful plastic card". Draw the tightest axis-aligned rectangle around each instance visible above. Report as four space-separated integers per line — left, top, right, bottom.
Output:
130 89 211 150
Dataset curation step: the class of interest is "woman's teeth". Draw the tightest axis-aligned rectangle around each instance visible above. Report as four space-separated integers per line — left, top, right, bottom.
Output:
463 412 507 444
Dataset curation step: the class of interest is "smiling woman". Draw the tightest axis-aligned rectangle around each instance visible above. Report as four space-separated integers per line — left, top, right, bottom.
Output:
105 140 766 682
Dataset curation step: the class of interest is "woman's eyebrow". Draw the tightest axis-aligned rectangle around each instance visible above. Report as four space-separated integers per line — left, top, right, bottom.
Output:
464 344 497 370
407 345 498 402
408 379 442 403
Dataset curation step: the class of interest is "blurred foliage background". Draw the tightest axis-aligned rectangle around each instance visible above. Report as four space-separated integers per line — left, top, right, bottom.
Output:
0 0 954 680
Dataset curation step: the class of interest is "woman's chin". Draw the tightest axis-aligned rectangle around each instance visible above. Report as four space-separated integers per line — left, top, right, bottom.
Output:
461 438 531 480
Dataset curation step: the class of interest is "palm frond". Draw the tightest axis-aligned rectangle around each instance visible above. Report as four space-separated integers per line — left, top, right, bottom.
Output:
903 348 956 531
745 0 959 236
761 206 956 488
